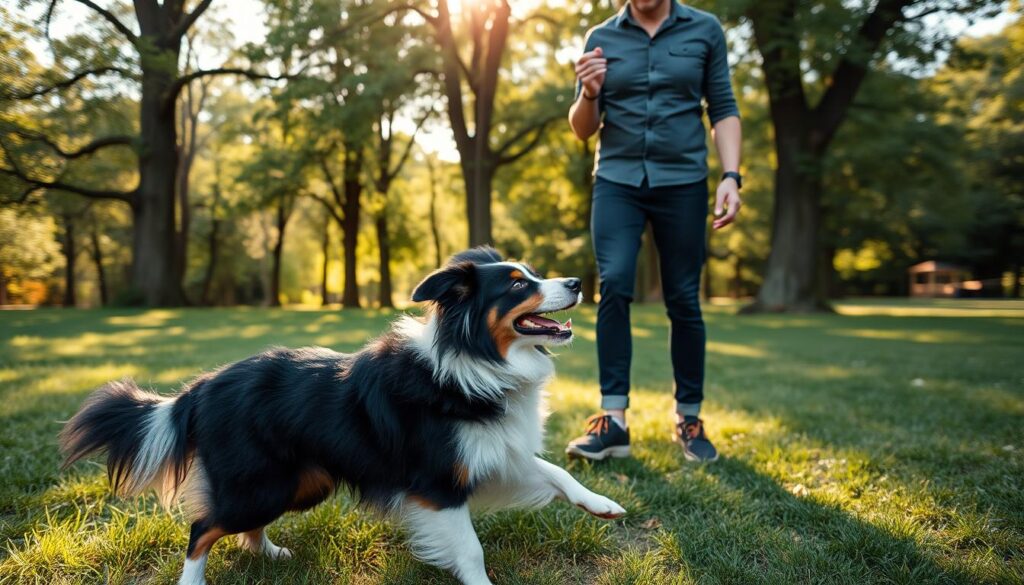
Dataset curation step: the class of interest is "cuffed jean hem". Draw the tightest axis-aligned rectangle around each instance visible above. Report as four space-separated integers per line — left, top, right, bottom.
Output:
676 402 702 417
601 395 630 410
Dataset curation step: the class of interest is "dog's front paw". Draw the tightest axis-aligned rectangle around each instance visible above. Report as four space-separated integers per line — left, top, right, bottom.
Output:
574 493 626 519
267 545 292 560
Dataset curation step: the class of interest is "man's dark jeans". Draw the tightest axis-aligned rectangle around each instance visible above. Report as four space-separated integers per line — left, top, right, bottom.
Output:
592 175 707 415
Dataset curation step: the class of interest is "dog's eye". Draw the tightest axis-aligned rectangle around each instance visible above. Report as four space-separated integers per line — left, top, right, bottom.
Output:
511 279 528 290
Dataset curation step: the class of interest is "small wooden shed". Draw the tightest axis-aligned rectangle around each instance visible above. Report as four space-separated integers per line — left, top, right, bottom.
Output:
908 261 970 298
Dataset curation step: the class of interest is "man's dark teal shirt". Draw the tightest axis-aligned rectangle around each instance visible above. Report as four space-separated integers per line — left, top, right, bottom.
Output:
579 1 739 187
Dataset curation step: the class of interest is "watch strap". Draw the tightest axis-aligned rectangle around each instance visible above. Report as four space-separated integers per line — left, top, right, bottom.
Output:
722 171 742 189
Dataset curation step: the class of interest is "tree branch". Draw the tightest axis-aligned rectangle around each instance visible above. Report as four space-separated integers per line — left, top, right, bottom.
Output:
12 130 135 159
811 0 915 151
165 67 291 104
748 0 810 131
0 167 135 202
6 66 135 100
307 191 344 225
70 0 138 43
168 0 215 41
318 156 346 211
388 107 433 179
496 118 555 166
435 0 471 151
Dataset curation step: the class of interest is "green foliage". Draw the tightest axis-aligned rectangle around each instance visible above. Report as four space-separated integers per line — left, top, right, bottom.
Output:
0 206 63 298
1 1 1021 305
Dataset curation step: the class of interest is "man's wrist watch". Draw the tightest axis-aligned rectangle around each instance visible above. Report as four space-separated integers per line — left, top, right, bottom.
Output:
722 171 742 189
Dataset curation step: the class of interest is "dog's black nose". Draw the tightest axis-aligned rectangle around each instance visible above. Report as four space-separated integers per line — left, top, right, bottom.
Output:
563 278 582 294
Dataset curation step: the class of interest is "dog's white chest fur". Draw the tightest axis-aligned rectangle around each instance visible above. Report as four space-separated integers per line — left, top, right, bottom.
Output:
456 380 547 485
399 316 556 484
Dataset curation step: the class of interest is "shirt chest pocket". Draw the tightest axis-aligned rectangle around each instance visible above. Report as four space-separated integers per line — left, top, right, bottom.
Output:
665 41 707 90
668 41 708 63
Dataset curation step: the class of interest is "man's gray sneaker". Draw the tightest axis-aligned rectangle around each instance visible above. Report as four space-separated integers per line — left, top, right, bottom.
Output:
566 414 631 461
674 416 719 462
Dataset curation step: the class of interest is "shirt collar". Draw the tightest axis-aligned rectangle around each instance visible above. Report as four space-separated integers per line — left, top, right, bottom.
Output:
616 1 693 28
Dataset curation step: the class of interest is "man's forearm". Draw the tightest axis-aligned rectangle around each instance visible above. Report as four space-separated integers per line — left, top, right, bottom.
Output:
711 115 741 173
569 95 601 140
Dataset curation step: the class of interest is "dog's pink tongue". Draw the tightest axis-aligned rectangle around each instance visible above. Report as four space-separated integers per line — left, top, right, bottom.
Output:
529 315 562 328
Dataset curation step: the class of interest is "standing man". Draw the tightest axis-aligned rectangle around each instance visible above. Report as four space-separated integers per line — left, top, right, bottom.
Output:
565 0 742 463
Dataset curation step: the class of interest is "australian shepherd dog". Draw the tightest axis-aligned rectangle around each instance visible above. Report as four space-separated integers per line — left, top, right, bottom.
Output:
59 247 625 585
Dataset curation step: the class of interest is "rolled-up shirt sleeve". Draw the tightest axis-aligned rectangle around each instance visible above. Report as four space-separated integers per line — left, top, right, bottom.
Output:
704 21 739 125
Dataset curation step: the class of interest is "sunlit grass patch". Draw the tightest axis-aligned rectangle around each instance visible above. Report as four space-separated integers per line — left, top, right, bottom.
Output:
1 303 1022 584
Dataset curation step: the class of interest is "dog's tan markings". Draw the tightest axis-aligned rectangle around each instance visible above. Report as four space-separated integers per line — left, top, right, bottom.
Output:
453 462 471 488
510 269 524 280
488 292 544 357
408 494 441 511
290 466 335 510
188 526 226 560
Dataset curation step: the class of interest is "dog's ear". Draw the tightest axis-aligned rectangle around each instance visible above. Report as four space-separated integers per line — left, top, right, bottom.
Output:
411 261 476 303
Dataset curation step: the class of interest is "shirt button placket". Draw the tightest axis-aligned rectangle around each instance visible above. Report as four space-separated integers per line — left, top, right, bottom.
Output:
644 38 654 176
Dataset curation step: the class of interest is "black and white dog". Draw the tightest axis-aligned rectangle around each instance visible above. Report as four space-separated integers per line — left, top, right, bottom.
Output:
60 247 625 585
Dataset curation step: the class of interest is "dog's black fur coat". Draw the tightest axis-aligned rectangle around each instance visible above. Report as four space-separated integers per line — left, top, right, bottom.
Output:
64 337 507 533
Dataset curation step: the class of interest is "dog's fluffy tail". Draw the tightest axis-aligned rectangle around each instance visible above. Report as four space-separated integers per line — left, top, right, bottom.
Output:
59 379 194 506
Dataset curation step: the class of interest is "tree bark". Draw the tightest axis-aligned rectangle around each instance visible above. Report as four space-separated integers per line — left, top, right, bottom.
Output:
0 266 8 305
341 150 363 309
61 213 77 308
132 31 185 306
743 0 912 313
375 213 394 308
432 0 551 247
462 160 495 247
200 216 220 306
321 216 331 306
89 223 108 306
745 144 829 313
427 157 443 267
267 200 290 307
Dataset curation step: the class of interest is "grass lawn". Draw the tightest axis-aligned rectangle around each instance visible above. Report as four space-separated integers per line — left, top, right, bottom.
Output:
1 300 1022 584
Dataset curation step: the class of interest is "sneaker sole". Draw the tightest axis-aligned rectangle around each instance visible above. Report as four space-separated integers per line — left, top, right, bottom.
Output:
673 434 720 463
565 444 631 461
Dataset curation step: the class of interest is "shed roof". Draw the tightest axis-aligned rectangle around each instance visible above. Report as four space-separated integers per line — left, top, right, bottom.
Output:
908 261 968 274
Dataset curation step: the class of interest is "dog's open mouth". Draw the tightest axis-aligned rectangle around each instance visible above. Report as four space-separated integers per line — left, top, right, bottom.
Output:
514 312 573 338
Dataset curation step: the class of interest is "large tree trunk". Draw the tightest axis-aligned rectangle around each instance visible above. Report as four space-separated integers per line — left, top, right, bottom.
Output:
746 145 830 313
1015 263 1022 298
61 213 77 308
321 217 331 306
200 217 220 306
173 147 192 304
341 152 362 309
267 200 289 307
133 48 185 307
462 160 495 246
0 266 8 305
375 213 394 309
427 159 443 268
89 224 108 307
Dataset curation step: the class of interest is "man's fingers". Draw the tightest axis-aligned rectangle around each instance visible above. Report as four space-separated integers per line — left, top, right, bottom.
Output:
714 191 725 217
577 49 602 65
575 59 607 74
713 201 740 229
580 68 606 81
575 62 606 78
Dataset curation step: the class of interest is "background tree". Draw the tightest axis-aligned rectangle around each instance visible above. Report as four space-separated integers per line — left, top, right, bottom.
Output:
725 0 1004 312
1 0 288 306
